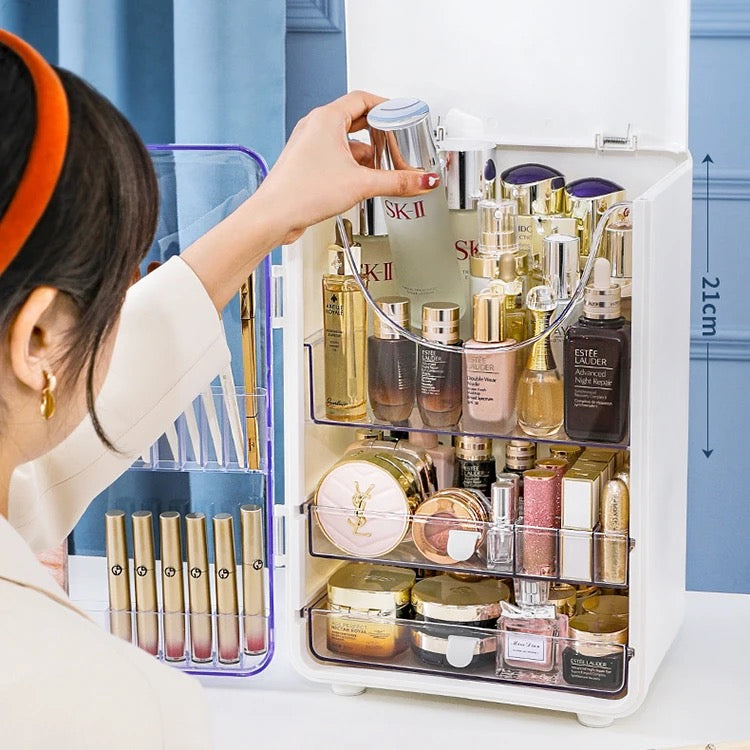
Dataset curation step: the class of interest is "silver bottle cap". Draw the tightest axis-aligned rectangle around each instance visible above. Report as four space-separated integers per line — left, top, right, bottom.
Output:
543 233 581 302
373 296 410 340
514 578 551 606
368 97 439 172
604 219 633 280
478 198 518 253
439 138 495 210
491 477 518 524
584 258 622 320
353 197 388 237
421 301 460 345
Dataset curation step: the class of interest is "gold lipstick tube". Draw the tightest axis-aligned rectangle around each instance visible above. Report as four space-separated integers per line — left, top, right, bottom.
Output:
105 510 132 643
132 511 159 656
600 478 630 585
240 504 267 655
241 275 260 471
159 512 186 662
213 513 240 664
185 512 213 662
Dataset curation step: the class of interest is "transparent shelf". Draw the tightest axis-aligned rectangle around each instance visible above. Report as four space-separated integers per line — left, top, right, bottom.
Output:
306 597 630 697
307 503 631 589
304 334 629 451
132 387 268 473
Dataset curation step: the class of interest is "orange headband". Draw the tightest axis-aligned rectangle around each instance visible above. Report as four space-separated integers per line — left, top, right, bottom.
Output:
0 29 69 275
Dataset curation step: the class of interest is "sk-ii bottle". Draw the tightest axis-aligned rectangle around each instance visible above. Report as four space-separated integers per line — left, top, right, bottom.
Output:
368 98 465 329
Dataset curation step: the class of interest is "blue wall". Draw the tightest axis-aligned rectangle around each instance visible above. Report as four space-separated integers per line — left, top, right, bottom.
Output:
284 1 750 593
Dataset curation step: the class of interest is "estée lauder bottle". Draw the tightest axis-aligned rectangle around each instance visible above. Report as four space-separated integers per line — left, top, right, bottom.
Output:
368 296 416 422
322 219 367 422
564 258 630 443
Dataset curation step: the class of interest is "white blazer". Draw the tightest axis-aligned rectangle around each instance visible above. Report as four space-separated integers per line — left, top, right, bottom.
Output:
1 257 231 748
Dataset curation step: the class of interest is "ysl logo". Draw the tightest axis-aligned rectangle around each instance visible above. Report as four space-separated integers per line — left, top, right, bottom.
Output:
347 481 374 537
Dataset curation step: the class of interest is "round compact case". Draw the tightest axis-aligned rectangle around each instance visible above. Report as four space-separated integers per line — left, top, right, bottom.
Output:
314 448 425 558
411 488 491 565
410 575 510 670
326 562 416 659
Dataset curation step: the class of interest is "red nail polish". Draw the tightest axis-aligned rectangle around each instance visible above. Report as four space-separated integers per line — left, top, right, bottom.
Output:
420 172 440 189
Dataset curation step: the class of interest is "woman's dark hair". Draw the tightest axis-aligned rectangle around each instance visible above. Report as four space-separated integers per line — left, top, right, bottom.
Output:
0 46 158 448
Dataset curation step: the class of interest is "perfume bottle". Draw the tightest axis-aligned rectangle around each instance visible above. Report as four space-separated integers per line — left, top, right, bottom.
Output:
407 431 455 490
463 285 517 433
564 177 626 261
454 435 496 498
416 302 462 428
322 219 368 421
542 233 582 375
516 286 564 437
564 258 630 443
497 580 569 685
487 477 518 573
368 98 465 328
368 296 416 423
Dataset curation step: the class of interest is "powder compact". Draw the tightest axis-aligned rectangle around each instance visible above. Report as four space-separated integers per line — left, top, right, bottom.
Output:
326 562 416 658
410 575 510 670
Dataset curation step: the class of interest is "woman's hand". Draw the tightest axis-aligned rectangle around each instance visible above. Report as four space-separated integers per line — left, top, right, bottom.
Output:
183 91 437 311
254 90 440 245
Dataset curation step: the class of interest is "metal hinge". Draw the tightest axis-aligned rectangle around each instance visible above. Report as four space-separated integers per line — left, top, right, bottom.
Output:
271 265 284 328
272 505 287 567
595 124 637 152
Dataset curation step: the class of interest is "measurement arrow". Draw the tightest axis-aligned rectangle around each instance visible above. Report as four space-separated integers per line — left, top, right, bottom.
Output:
702 154 714 458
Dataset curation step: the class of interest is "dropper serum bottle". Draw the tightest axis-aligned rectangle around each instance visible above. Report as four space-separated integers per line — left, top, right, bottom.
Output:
516 286 564 437
564 258 630 443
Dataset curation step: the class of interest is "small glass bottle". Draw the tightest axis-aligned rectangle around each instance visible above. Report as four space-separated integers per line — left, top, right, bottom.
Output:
417 302 462 428
542 233 582 376
564 258 631 443
322 219 367 421
604 213 633 321
407 431 455 490
516 286 564 437
463 285 517 433
487 477 518 573
497 580 569 685
454 436 496 498
368 296 416 423
352 196 399 299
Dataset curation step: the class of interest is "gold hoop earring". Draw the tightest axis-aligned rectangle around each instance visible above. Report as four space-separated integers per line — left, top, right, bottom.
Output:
40 369 57 420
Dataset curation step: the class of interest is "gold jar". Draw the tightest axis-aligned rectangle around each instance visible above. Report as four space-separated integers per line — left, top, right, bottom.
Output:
326 563 416 658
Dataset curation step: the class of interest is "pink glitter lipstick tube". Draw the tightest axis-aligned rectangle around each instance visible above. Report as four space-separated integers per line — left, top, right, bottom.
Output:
520 469 559 577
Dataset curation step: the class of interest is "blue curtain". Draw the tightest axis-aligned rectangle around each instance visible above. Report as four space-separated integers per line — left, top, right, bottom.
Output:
1 0 286 556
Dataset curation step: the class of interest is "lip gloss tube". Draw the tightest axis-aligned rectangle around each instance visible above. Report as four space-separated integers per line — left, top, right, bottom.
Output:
132 511 159 656
213 514 240 664
520 469 559 577
240 504 267 655
185 512 213 662
105 510 132 643
159 511 186 662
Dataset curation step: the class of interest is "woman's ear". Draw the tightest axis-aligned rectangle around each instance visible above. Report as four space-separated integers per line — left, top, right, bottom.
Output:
8 287 62 392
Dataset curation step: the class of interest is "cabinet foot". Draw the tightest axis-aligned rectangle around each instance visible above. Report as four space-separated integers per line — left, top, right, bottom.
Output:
331 683 366 697
577 713 614 728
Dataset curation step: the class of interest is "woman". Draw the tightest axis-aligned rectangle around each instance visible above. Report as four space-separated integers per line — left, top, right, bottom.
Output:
0 31 437 748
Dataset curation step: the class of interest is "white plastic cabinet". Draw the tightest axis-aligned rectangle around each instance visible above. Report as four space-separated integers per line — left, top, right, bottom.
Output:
281 0 692 725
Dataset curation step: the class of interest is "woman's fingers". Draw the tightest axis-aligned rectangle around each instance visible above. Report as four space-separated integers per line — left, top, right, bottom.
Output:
349 140 374 167
330 90 388 133
362 166 440 199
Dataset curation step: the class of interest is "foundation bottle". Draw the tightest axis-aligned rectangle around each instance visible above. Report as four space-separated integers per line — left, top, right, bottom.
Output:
563 258 630 443
463 284 517 433
368 296 416 423
322 219 367 421
454 435 496 498
516 285 564 437
497 579 568 685
407 431 454 490
416 302 462 428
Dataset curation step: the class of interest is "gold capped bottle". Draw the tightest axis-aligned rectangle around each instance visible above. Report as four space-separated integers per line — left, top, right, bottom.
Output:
516 285 563 437
322 219 367 421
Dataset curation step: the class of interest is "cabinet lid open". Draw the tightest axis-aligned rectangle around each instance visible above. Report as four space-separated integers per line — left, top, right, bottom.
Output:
345 0 690 154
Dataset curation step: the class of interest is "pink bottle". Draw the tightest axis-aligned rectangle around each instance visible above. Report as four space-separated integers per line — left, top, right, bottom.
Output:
520 468 558 577
497 580 568 685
